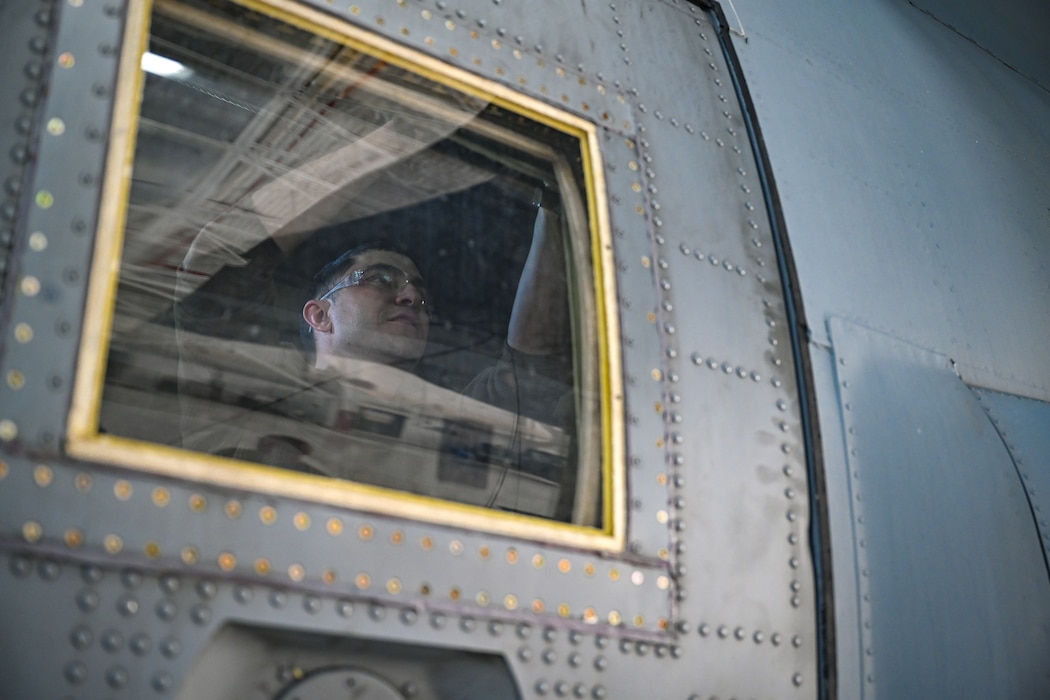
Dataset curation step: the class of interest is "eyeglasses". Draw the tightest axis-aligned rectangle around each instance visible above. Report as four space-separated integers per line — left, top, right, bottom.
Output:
318 263 428 307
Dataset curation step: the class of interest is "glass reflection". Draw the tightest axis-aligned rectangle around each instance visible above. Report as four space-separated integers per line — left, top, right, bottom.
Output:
99 0 601 526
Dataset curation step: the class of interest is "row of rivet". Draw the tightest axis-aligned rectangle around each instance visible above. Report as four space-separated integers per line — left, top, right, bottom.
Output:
534 679 606 698
1 1 99 445
1 3 56 310
628 128 692 593
698 622 802 648
616 120 701 589
838 356 875 685
629 45 812 682
63 660 173 692
1 2 51 400
334 0 632 130
0 552 680 695
608 132 676 562
5 464 668 629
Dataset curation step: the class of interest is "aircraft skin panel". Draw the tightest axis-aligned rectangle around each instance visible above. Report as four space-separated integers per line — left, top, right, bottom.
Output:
909 0 1050 92
3 0 1048 697
0 0 821 698
807 343 864 698
733 0 1050 401
971 387 1050 569
828 317 1050 698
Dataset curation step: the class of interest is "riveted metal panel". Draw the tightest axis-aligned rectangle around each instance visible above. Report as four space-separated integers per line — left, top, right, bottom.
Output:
291 0 636 133
0 1 821 698
0 0 58 307
599 4 816 699
0 0 124 452
829 317 1050 698
971 387 1050 568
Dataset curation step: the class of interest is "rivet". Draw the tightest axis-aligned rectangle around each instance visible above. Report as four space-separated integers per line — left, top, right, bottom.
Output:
196 580 217 599
112 479 133 500
592 686 606 699
64 661 88 685
101 629 124 652
119 569 142 589
543 649 557 664
460 616 475 632
269 590 287 608
33 464 53 486
76 588 100 612
152 672 173 692
0 419 18 440
160 636 181 659
489 620 504 636
771 633 782 646
793 673 803 687
303 595 321 614
104 534 124 554
535 680 551 695
233 584 253 604
117 594 139 617
14 323 34 343
369 603 386 621
106 665 129 689
518 646 533 662
20 275 40 296
70 625 93 650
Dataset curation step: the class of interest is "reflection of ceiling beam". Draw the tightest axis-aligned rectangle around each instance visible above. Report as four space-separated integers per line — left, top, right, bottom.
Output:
153 0 559 159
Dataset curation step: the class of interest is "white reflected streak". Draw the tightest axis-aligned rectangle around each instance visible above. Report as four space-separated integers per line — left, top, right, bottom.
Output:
141 51 191 78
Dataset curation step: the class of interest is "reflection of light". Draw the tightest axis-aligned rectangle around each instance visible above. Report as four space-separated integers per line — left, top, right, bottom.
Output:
141 52 190 78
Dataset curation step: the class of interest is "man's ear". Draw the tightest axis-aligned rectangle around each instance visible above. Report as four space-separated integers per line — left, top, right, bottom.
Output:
303 300 331 333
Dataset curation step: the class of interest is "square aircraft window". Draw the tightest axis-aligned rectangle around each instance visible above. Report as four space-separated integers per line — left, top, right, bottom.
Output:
70 0 622 548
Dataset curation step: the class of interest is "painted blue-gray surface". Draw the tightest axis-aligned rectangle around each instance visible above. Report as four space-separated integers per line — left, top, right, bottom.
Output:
972 387 1050 571
0 0 819 698
830 318 1050 699
734 0 1050 401
910 0 1050 91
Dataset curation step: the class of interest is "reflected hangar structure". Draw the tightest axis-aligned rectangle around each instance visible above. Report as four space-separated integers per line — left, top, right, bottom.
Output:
0 1 1048 699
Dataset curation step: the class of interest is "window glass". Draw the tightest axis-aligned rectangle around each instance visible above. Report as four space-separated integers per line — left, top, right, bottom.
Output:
96 0 605 528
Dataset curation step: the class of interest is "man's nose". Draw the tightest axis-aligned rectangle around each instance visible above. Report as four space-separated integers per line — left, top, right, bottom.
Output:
394 281 425 307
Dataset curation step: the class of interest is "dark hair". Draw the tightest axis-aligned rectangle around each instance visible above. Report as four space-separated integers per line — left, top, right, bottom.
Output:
298 239 414 359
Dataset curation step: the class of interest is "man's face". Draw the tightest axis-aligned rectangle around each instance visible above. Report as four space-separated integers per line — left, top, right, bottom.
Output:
312 250 429 367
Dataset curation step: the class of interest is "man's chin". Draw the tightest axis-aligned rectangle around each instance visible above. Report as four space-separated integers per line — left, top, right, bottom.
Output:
379 335 427 365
